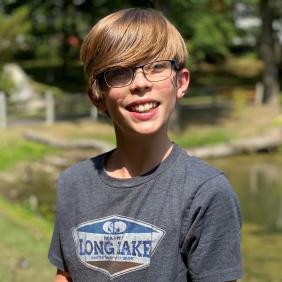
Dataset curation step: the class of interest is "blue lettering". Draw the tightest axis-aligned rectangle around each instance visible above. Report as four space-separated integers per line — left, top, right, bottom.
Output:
79 239 85 255
85 240 93 255
78 238 152 258
120 241 131 256
143 240 151 258
104 241 114 255
132 241 142 257
94 241 104 255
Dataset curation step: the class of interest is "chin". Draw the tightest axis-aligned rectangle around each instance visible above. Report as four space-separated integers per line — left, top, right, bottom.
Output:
130 122 168 137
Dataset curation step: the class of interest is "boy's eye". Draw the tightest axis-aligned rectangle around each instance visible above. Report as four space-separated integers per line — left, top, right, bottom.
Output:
147 61 168 72
104 67 133 87
109 68 131 78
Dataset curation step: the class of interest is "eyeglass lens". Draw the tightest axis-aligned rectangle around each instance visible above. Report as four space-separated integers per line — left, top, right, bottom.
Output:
104 60 173 88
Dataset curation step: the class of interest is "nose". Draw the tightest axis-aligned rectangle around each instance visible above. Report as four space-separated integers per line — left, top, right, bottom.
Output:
130 69 152 91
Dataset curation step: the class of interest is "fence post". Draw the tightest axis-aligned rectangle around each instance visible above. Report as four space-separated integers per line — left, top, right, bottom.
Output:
0 91 7 128
90 106 98 120
46 91 55 125
255 82 264 105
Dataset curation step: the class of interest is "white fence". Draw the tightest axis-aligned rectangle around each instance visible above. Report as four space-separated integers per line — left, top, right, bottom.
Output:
0 92 7 128
0 84 264 129
0 92 99 128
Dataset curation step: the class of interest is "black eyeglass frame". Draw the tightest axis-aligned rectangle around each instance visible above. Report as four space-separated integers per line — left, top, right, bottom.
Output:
97 59 180 88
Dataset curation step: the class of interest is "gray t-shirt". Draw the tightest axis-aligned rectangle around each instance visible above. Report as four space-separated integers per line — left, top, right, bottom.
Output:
48 144 243 281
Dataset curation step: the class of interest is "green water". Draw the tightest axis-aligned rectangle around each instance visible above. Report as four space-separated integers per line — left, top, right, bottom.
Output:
209 153 282 281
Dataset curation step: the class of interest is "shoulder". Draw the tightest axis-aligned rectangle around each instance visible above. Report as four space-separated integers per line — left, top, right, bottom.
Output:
56 150 111 193
191 173 238 209
60 150 110 179
184 154 237 209
177 146 224 188
181 161 241 232
175 146 239 212
179 154 242 250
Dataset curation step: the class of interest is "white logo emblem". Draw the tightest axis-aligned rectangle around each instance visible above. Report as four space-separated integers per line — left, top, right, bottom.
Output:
72 215 165 278
102 220 127 234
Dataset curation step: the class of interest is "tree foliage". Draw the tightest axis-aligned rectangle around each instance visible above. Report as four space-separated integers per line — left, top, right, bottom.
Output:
157 0 237 63
0 0 239 65
0 5 31 63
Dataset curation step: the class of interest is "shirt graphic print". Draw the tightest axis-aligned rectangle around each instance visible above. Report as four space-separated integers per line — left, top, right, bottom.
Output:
72 215 166 278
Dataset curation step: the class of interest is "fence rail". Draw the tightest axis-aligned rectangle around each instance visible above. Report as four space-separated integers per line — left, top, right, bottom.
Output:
0 92 99 128
0 84 264 128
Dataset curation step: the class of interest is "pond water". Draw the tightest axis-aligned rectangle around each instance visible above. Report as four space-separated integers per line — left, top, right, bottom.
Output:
209 153 282 281
1 152 282 281
209 153 282 233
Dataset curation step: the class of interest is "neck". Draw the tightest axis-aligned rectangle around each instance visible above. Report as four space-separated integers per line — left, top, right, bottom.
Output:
105 130 172 178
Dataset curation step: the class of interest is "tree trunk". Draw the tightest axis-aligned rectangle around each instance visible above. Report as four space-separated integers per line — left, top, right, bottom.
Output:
260 0 279 104
60 0 70 77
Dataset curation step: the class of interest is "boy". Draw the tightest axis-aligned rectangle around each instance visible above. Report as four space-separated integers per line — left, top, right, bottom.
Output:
48 8 243 282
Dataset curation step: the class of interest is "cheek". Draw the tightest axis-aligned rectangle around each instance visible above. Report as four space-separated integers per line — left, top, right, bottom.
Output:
157 79 177 100
104 94 126 118
106 87 128 102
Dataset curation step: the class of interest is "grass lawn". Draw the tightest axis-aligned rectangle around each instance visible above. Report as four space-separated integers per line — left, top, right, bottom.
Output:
0 196 54 281
0 137 58 171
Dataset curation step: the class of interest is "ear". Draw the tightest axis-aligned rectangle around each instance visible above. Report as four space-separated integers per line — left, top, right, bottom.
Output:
87 88 107 113
176 68 190 100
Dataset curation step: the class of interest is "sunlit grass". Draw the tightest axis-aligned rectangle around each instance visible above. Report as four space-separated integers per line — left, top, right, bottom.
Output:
170 127 233 147
0 130 58 171
0 196 54 282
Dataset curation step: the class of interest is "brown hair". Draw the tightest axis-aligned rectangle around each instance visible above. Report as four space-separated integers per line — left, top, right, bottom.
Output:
80 8 188 98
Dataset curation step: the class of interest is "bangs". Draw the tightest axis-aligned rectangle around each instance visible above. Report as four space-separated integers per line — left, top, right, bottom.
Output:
102 11 176 66
97 9 187 70
80 8 187 97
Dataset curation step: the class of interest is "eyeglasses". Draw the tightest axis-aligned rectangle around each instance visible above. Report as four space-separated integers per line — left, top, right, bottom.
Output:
98 59 179 88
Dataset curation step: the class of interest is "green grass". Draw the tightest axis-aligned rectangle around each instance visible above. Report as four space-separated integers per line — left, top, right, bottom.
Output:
170 128 233 148
0 137 58 171
0 196 54 282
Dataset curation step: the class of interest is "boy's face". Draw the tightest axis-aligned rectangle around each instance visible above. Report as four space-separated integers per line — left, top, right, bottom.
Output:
92 61 189 138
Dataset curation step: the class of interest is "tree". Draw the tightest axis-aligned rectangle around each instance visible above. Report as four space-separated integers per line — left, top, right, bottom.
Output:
154 0 237 64
0 5 31 63
0 5 31 94
237 0 281 104
259 0 280 104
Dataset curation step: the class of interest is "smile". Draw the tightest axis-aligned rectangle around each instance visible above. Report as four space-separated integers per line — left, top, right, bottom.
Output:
127 102 159 113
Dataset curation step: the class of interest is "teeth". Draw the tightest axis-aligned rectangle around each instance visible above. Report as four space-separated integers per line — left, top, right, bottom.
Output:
131 102 157 113
144 104 150 111
139 105 145 112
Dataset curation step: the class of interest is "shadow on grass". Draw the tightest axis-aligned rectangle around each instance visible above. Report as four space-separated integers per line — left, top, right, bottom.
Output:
178 104 231 129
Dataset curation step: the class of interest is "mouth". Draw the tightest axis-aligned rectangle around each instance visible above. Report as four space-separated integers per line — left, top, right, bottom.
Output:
126 101 160 113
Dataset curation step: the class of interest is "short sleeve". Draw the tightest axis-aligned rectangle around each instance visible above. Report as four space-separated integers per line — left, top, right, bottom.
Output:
48 175 68 272
181 174 243 282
